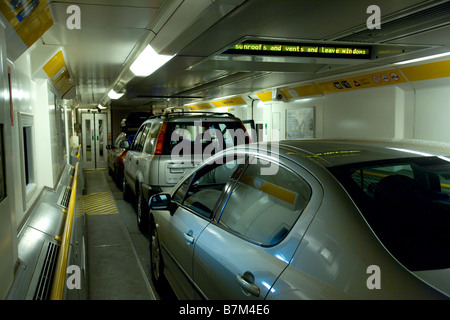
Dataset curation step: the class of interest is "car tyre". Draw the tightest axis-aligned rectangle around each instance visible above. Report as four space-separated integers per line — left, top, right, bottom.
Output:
137 188 149 233
115 165 122 188
150 221 165 290
123 176 132 202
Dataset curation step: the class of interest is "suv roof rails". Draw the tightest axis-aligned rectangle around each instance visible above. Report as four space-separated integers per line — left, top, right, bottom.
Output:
147 111 236 120
164 111 236 117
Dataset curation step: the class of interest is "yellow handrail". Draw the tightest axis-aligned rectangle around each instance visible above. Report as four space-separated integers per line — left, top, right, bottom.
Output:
76 143 81 159
50 161 79 300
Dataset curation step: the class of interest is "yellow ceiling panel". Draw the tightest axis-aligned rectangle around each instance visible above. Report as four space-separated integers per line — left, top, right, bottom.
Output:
189 103 213 110
43 51 66 79
0 0 53 47
256 91 272 102
212 96 246 107
43 50 73 95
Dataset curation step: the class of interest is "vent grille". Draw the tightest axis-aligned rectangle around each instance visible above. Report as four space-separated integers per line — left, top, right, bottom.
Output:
58 186 72 208
33 242 60 300
335 2 450 43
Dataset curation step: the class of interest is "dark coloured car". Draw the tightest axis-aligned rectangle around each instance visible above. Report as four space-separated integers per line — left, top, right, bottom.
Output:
107 131 134 186
108 112 151 186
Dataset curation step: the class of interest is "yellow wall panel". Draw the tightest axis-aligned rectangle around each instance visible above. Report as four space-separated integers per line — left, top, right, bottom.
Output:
291 84 321 97
317 69 407 94
400 60 450 82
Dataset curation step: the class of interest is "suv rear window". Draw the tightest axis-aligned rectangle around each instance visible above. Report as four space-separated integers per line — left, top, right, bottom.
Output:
329 156 450 271
162 121 248 156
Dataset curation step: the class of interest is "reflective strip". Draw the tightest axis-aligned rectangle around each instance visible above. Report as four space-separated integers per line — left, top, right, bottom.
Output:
83 192 118 215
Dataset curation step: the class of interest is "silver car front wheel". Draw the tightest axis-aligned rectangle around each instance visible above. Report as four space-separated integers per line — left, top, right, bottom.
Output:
122 177 132 201
150 225 164 287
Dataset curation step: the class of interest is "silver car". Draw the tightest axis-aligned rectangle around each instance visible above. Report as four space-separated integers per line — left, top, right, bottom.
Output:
148 139 450 299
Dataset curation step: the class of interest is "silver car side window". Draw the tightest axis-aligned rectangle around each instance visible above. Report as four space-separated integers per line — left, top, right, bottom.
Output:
177 159 240 219
219 161 312 246
332 158 450 271
173 176 192 204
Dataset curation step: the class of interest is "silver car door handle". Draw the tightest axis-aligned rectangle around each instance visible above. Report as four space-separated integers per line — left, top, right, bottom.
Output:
236 273 260 297
184 230 195 244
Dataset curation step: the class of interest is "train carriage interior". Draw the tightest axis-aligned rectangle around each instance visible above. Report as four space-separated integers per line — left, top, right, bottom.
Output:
0 0 450 305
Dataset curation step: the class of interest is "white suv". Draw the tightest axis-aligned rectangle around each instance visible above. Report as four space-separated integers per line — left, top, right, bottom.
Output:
123 111 249 231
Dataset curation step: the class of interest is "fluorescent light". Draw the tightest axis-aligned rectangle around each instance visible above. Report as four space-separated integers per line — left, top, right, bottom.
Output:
394 52 450 65
294 97 313 103
108 89 124 100
183 102 199 107
98 104 106 110
130 45 174 77
213 95 236 101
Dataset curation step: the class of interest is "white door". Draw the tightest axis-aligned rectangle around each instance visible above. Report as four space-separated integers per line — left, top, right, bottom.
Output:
95 113 108 168
82 113 94 169
0 26 14 298
82 112 108 169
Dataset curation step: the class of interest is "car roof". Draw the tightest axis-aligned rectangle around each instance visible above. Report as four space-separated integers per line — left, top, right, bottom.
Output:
239 139 450 168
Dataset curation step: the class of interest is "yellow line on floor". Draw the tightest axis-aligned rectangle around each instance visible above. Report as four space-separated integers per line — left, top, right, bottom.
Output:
84 169 108 173
82 192 118 215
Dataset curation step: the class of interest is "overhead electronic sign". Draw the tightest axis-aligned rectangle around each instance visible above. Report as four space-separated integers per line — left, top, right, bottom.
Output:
224 41 372 59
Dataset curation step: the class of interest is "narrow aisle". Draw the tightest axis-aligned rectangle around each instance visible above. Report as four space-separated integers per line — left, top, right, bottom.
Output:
83 169 156 300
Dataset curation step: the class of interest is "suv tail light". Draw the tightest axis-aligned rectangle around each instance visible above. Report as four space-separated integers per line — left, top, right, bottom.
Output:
154 122 168 155
119 150 128 169
119 150 128 164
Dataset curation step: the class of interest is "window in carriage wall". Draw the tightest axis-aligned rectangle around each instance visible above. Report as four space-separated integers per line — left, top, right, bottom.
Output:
23 126 33 185
18 112 36 210
0 124 6 202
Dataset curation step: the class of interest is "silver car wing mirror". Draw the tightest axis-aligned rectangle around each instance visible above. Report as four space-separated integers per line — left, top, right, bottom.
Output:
149 193 172 211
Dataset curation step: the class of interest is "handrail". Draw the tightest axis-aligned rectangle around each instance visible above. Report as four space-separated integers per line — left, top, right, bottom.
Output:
50 161 79 300
76 144 81 159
